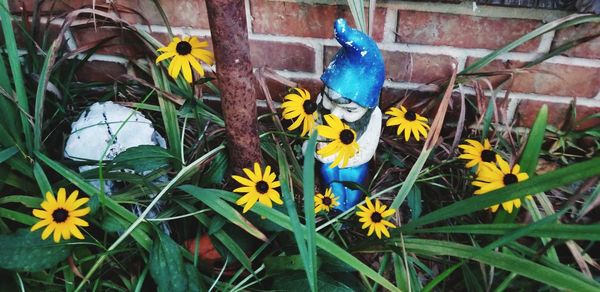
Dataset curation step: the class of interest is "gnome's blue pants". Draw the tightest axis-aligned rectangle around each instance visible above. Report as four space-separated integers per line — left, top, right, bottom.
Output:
320 162 368 211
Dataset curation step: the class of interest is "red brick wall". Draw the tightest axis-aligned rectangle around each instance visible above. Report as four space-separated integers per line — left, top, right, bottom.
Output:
10 0 600 129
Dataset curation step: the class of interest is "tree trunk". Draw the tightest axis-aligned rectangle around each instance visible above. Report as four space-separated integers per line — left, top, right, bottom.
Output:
205 0 262 172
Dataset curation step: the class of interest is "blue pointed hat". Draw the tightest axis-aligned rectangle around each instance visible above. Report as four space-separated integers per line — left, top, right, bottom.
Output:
321 18 385 108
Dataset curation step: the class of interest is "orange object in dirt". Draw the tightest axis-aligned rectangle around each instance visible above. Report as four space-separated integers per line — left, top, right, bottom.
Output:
184 234 222 264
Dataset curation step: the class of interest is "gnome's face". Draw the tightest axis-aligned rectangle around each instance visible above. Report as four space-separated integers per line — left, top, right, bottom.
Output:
315 86 375 142
317 87 369 123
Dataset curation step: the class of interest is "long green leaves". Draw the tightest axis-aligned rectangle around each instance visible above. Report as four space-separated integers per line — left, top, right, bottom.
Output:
303 132 318 291
519 105 548 175
405 156 600 229
210 189 400 292
412 223 600 241
397 239 600 291
0 0 32 151
276 144 316 291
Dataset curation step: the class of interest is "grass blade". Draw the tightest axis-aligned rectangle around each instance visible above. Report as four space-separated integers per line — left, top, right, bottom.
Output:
412 222 600 241
518 105 548 175
0 0 32 152
303 132 318 291
275 144 314 291
179 185 268 242
405 157 600 228
212 190 400 291
397 239 600 291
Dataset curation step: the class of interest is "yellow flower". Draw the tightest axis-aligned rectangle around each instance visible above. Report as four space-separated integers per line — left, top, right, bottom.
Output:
385 106 430 141
232 162 283 213
356 197 396 239
156 36 214 83
314 188 339 213
316 114 359 168
31 188 90 243
458 139 501 170
281 88 318 137
472 158 531 213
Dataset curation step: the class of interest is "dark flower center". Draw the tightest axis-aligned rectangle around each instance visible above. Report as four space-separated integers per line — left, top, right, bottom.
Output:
176 41 192 55
322 197 332 206
303 100 317 114
503 174 518 186
52 208 69 223
480 150 497 163
339 129 355 145
370 212 382 223
404 111 417 121
255 181 269 194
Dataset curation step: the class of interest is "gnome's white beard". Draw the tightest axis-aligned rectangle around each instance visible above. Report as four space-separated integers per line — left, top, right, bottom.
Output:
314 107 382 168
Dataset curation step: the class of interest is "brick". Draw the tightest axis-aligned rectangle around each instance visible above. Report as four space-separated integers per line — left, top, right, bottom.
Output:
255 77 323 101
552 23 600 59
0 20 62 48
465 57 600 98
396 10 542 52
324 46 456 84
250 40 315 72
72 26 147 58
515 100 600 130
75 61 127 83
9 0 92 13
151 33 314 72
119 0 209 29
250 0 386 41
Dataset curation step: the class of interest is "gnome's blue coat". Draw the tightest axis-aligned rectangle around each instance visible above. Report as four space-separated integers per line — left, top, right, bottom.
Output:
319 19 385 211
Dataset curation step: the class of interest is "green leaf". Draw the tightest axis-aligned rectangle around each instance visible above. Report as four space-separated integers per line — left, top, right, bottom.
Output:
179 185 268 242
212 190 400 292
0 147 17 164
519 105 548 176
0 229 72 272
397 238 600 291
176 200 254 274
271 271 361 292
0 0 32 152
404 157 600 229
151 64 182 168
184 263 206 292
112 145 177 172
303 132 318 290
407 185 422 219
412 222 600 241
390 148 431 210
149 231 188 292
33 161 52 195
0 207 37 225
276 144 315 291
264 255 322 275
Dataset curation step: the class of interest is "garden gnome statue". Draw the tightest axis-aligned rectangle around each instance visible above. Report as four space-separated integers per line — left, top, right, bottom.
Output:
314 18 385 211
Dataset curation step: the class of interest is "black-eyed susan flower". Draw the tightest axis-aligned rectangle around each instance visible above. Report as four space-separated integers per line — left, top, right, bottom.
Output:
31 188 90 243
472 158 531 213
458 139 500 170
314 188 339 213
316 114 359 168
356 197 396 239
385 106 429 142
156 36 214 83
232 162 283 213
281 88 318 137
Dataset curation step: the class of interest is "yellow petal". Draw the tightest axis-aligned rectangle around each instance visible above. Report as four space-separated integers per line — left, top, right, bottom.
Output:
70 224 85 239
70 207 90 217
32 209 49 219
57 188 67 205
31 219 50 231
41 223 55 240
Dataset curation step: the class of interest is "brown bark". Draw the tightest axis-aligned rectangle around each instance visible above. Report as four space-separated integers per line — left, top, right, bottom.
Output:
205 0 262 172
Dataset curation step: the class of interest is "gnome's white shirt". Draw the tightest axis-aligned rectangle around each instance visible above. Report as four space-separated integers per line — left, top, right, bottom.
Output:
312 88 382 168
